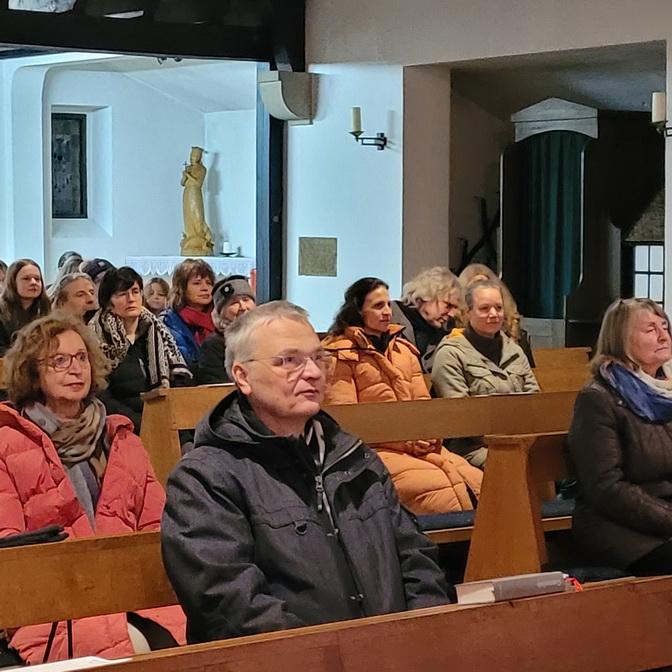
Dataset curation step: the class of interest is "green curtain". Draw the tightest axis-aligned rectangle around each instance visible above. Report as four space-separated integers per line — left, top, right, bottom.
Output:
517 131 589 318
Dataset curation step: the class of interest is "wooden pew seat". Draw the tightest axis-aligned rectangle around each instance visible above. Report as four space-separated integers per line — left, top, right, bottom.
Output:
420 498 573 544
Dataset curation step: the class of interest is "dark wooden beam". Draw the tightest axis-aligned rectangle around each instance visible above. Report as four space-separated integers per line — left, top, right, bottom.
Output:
0 8 272 60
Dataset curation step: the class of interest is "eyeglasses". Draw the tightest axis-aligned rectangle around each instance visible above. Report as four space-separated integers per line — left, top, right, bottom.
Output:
243 350 331 375
39 351 90 372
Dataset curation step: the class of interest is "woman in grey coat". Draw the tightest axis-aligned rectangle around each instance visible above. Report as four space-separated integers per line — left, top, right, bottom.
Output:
569 298 672 575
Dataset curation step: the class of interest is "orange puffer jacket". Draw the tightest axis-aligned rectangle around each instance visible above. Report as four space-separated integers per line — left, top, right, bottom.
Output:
0 404 186 665
322 326 482 514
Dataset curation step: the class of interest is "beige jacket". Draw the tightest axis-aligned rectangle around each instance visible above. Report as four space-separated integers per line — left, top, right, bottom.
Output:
432 332 539 398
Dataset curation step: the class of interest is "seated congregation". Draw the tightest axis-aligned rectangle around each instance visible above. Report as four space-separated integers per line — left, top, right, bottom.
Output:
0 251 671 664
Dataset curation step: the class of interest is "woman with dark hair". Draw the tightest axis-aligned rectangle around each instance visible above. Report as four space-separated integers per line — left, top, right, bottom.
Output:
161 258 215 369
322 277 482 515
569 298 672 575
0 258 51 355
89 267 191 432
0 314 185 663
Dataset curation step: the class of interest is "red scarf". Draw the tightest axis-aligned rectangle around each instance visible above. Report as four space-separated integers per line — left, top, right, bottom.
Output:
178 305 215 346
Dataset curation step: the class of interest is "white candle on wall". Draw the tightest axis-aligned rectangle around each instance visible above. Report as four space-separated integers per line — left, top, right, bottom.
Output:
652 92 666 124
351 106 362 134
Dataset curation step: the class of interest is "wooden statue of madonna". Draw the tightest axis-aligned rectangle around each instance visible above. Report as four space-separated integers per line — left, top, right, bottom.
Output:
180 146 215 256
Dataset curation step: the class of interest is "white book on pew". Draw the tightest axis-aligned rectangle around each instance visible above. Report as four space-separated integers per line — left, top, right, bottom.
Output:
456 571 571 605
26 656 132 671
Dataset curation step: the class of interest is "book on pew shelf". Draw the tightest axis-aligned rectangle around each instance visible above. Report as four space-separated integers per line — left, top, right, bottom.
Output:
456 572 571 605
27 656 132 671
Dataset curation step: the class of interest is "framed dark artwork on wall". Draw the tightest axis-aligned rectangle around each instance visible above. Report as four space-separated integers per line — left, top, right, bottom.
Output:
52 113 87 219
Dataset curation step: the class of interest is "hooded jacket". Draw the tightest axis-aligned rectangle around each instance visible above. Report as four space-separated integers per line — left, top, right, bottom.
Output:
432 331 540 398
161 392 449 644
322 326 482 514
0 404 185 664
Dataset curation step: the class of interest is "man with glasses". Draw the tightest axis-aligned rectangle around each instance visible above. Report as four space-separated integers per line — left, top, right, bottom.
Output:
161 300 449 643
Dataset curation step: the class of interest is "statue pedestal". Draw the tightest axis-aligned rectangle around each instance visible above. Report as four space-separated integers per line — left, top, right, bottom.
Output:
125 255 255 280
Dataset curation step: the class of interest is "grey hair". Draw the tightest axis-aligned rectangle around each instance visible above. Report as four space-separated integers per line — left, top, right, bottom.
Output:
401 266 462 307
464 279 503 310
225 300 312 379
49 272 94 307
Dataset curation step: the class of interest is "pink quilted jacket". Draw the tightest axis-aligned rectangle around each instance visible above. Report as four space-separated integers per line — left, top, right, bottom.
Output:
0 403 186 664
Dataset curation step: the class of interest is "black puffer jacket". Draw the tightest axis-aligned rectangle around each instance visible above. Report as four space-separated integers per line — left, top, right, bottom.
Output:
161 393 449 643
195 332 229 385
569 376 672 568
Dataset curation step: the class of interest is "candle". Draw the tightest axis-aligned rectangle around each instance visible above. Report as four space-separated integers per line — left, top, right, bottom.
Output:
351 106 362 134
222 241 232 254
652 92 666 125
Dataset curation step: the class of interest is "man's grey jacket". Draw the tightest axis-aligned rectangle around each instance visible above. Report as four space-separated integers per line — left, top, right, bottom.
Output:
161 392 450 643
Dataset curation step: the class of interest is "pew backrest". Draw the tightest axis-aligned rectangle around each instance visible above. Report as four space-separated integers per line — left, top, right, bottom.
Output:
532 346 591 369
534 365 590 392
0 531 174 629
142 387 579 485
35 575 672 672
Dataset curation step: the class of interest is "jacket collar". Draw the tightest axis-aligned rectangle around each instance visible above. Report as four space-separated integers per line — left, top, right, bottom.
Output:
194 392 362 472
443 332 521 373
322 324 418 362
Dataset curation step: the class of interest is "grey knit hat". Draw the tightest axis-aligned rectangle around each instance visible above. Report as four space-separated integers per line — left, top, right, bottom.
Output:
213 275 255 314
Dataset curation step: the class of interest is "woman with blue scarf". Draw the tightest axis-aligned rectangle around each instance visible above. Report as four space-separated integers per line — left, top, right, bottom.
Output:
569 298 672 575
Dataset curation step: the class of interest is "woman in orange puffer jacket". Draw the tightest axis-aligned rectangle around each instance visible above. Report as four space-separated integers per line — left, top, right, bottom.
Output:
322 277 482 515
0 314 185 665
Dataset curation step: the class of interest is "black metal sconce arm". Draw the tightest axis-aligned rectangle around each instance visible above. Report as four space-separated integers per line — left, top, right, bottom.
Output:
349 130 387 150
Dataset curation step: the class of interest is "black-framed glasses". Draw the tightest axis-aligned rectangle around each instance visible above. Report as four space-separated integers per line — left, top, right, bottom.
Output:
39 351 90 372
243 350 331 375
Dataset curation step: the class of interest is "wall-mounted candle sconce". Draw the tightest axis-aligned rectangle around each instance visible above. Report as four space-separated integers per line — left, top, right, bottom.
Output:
652 92 672 137
349 107 388 150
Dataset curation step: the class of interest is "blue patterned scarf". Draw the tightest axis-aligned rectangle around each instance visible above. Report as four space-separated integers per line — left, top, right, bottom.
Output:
600 361 672 423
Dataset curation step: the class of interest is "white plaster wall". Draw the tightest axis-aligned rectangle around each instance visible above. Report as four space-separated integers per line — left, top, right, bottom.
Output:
306 0 672 307
285 64 403 331
0 62 8 262
449 89 513 269
204 110 257 259
42 69 204 278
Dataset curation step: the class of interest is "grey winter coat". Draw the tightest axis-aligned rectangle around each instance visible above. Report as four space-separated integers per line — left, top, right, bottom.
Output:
569 377 672 568
431 332 540 398
161 393 449 644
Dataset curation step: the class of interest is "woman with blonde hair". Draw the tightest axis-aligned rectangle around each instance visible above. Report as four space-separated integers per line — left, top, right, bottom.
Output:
50 272 97 322
432 280 539 467
458 263 534 365
569 298 672 575
391 266 462 373
0 313 185 663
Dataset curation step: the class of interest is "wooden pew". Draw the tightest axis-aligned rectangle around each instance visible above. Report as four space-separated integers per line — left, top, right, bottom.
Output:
534 365 590 392
3 531 672 672
0 531 175 629
142 388 580 485
532 346 591 368
50 576 672 672
465 431 570 581
140 384 236 487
